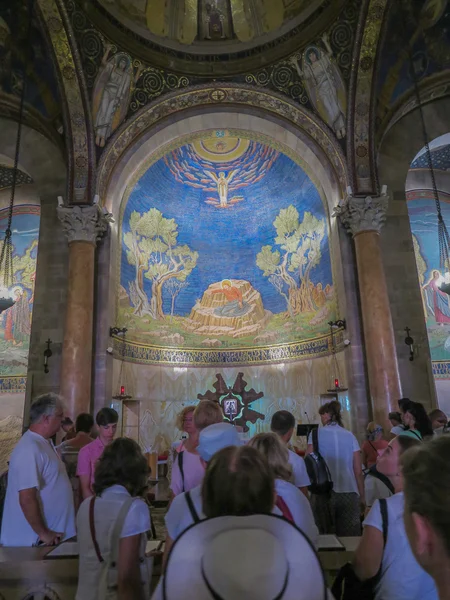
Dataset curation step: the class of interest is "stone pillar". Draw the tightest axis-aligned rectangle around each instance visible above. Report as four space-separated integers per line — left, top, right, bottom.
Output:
57 205 111 418
335 193 402 432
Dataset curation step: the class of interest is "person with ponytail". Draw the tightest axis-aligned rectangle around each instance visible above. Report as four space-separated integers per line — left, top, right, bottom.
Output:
306 400 365 536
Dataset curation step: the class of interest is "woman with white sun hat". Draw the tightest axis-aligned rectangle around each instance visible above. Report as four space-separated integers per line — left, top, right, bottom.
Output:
153 445 331 600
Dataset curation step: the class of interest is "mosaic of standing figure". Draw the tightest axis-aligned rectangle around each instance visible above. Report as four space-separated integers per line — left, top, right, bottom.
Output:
290 34 347 139
0 206 39 377
92 44 143 147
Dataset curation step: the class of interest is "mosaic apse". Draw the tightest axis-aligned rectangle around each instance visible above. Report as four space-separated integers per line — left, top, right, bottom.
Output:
407 136 450 379
0 205 39 379
117 130 336 366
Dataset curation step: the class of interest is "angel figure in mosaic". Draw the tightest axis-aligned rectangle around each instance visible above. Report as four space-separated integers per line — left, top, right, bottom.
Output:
92 44 143 147
290 33 347 139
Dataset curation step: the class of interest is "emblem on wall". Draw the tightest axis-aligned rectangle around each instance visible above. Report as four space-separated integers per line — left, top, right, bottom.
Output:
198 372 265 432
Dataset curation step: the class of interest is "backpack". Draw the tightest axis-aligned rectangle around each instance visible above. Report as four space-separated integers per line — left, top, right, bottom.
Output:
304 428 333 495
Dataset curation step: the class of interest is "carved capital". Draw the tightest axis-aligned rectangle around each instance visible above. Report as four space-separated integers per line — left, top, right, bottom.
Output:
57 204 112 245
333 192 389 236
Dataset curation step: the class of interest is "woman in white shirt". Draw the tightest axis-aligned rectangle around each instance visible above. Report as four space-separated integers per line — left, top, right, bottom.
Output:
402 435 450 600
353 435 438 600
306 400 364 536
248 432 319 548
76 437 151 600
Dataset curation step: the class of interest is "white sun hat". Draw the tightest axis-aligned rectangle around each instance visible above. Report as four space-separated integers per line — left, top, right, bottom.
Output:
197 422 242 462
158 514 328 600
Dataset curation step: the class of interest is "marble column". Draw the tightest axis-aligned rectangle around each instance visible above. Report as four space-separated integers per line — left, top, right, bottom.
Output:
335 193 402 432
57 205 111 418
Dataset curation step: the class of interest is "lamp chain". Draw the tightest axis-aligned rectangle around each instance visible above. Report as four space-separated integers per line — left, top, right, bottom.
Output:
402 0 450 272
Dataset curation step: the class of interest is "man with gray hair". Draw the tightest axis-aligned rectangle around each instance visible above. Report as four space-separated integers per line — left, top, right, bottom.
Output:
0 393 75 546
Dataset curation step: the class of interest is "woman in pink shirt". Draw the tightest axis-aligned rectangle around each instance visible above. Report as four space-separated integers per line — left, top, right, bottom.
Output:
77 407 118 500
170 401 223 497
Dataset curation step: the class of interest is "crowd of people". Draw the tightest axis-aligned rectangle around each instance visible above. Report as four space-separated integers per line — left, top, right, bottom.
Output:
0 391 448 600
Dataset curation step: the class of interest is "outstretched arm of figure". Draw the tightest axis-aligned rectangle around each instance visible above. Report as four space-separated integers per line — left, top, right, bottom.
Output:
227 169 238 184
134 63 144 83
204 170 219 184
101 42 112 65
321 33 333 56
289 55 305 78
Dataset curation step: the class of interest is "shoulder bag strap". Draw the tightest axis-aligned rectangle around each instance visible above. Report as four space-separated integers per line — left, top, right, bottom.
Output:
368 440 378 453
184 490 200 523
110 497 136 565
368 467 395 495
379 498 389 548
275 496 294 523
178 451 185 492
410 430 422 441
89 496 104 563
312 427 319 454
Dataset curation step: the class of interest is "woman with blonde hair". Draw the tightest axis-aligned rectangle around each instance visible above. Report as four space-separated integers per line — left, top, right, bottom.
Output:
248 432 318 547
171 401 223 496
170 405 201 497
361 422 389 468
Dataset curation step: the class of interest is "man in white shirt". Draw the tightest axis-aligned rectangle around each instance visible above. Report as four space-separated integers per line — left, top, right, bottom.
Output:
270 410 310 496
0 393 76 546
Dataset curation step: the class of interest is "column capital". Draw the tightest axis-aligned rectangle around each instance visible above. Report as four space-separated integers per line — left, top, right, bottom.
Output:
333 192 389 236
57 204 112 245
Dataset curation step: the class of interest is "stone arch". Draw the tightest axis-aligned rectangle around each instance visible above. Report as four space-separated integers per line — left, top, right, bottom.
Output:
0 117 68 423
376 97 450 409
97 84 348 214
93 85 372 435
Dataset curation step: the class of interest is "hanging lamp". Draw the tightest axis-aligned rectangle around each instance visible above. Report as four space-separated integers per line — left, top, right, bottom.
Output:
0 0 34 314
405 6 450 294
327 320 348 393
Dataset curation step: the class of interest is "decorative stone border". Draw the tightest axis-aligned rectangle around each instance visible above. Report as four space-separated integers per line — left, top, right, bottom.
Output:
97 84 348 202
432 361 450 379
112 330 345 368
0 376 27 394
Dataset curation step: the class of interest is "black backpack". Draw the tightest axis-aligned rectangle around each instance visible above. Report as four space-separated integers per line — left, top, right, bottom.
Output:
304 428 333 495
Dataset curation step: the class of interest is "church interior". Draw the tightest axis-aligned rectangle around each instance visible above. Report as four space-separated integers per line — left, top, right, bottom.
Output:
0 0 450 596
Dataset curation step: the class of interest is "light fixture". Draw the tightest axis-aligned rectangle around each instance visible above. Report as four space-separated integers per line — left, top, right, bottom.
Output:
110 326 128 337
0 0 33 314
327 319 348 392
43 338 53 373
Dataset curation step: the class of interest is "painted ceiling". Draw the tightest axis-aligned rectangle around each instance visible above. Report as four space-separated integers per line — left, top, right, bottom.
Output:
410 134 450 170
0 0 60 120
117 130 336 365
97 0 326 48
80 0 350 75
376 0 450 125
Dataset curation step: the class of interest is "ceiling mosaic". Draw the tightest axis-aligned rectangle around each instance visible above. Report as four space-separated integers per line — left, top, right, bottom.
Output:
116 130 337 366
74 0 352 76
410 135 450 170
376 0 450 128
0 0 60 119
96 0 325 48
